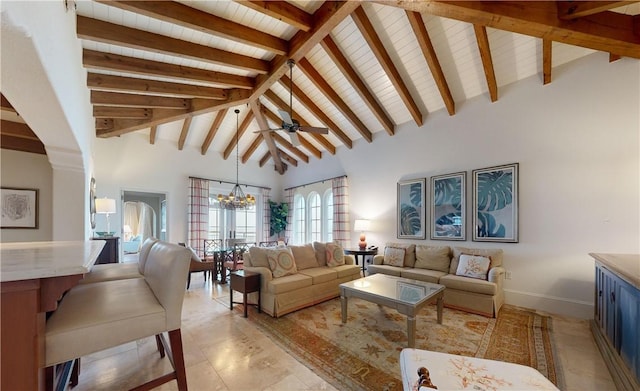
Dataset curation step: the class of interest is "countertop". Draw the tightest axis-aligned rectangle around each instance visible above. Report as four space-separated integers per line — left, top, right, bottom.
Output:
1 240 105 282
590 253 640 290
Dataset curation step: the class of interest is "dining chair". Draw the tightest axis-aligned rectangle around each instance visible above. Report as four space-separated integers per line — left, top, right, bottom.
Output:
259 241 279 247
222 240 254 281
203 239 223 281
179 243 216 289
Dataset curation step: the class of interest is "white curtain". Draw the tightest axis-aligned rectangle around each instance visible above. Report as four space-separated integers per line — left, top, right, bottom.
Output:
124 201 156 242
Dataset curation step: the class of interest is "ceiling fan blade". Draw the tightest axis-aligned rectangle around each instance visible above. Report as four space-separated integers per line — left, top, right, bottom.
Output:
253 127 284 133
289 132 301 146
299 126 329 135
278 109 293 125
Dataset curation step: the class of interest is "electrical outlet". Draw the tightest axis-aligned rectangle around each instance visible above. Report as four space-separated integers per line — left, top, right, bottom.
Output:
505 271 512 280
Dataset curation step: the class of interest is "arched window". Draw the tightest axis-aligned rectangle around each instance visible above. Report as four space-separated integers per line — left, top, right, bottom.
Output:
293 194 305 245
308 192 321 242
323 189 333 242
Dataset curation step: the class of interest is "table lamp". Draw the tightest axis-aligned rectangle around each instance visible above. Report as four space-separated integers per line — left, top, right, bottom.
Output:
95 198 116 236
354 219 371 250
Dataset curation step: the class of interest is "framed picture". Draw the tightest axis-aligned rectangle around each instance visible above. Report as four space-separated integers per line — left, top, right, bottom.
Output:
397 178 426 239
397 281 427 303
430 172 466 240
472 163 519 242
1 187 39 229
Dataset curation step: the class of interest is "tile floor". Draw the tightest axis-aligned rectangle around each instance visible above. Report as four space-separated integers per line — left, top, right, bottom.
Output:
72 273 615 391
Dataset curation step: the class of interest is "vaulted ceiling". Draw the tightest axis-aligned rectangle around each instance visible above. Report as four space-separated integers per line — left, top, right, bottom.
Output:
2 1 639 172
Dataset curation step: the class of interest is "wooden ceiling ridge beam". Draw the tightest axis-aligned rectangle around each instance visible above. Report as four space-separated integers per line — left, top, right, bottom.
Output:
87 73 227 100
383 1 640 59
76 16 269 74
223 110 254 160
250 100 285 174
320 36 396 135
201 108 229 155
83 49 254 89
297 58 373 143
236 1 314 32
556 1 637 20
260 104 320 160
178 116 192 150
98 1 288 55
351 6 424 126
278 75 353 149
473 25 498 102
90 91 190 109
405 11 456 116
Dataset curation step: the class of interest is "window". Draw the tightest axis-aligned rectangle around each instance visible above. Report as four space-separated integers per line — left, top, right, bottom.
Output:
308 192 321 242
208 186 259 244
293 194 305 244
323 189 333 242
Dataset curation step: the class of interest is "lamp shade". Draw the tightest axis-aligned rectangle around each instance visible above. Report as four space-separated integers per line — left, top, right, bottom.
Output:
354 219 370 232
95 198 116 214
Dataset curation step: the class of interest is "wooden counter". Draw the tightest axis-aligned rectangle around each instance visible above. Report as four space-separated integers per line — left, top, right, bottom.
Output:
1 240 104 391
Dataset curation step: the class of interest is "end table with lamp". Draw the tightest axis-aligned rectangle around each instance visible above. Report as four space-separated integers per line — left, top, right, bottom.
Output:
344 247 378 276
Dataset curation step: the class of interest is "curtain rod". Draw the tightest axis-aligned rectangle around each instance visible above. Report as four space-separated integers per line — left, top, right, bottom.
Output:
188 176 271 191
284 175 347 191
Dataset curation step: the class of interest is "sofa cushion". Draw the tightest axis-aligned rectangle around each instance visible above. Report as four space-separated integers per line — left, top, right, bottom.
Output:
299 267 338 284
439 274 497 295
289 244 319 270
248 246 270 268
450 247 504 275
383 247 405 267
313 242 328 266
326 243 345 267
414 245 451 272
367 264 402 277
266 248 297 278
267 273 312 294
400 268 447 284
456 254 491 280
332 264 361 279
385 242 416 267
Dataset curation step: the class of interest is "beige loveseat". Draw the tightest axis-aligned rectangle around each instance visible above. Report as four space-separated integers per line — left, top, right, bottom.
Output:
367 243 505 317
243 242 361 317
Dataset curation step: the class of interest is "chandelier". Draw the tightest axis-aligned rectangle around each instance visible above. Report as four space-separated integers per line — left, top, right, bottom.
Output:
218 109 256 210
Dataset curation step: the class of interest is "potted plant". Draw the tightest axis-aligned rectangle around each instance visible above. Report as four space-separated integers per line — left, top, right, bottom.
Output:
269 201 288 238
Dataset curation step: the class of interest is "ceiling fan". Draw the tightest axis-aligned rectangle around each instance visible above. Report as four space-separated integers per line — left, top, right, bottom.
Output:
258 59 328 146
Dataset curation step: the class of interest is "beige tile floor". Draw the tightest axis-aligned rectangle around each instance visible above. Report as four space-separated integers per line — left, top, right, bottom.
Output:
71 273 615 391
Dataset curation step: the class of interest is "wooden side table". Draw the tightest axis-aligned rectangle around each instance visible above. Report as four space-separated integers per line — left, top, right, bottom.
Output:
344 248 378 275
230 270 261 317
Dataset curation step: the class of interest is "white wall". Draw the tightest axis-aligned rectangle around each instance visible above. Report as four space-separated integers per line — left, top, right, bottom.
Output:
283 53 640 318
1 150 53 242
93 132 284 244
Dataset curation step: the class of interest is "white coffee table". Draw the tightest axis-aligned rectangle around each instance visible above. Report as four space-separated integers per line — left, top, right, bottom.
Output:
340 273 445 348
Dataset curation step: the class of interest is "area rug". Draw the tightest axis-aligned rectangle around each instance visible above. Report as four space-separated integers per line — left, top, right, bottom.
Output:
245 299 563 391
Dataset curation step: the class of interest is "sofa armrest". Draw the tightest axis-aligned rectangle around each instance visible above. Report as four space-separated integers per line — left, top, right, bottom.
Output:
488 266 505 285
344 254 355 265
243 266 273 291
373 254 384 265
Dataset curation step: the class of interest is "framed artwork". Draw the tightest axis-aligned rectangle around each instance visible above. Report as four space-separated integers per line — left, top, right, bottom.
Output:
397 178 426 239
1 187 39 229
430 172 466 240
472 163 519 242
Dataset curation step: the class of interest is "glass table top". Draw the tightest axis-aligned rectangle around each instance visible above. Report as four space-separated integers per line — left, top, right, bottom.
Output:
340 273 445 305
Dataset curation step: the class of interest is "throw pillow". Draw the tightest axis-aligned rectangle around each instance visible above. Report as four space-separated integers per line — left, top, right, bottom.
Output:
450 247 504 274
325 243 345 267
455 254 491 280
385 242 416 267
414 245 451 272
248 246 270 268
383 247 405 267
313 242 327 266
289 244 319 270
266 248 297 278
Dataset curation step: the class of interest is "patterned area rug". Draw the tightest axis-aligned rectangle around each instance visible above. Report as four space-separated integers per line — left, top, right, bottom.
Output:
246 299 563 391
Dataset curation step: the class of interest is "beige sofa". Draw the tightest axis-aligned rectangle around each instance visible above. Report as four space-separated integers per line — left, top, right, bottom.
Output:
367 243 505 317
243 242 361 317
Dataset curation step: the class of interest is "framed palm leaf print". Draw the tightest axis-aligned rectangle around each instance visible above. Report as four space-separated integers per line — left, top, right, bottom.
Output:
472 163 519 242
397 178 426 239
430 172 466 240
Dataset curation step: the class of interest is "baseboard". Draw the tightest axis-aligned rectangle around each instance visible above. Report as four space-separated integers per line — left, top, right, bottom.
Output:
504 289 593 319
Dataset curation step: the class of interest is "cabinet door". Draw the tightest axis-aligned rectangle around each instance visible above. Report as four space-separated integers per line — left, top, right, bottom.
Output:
595 266 606 329
603 269 617 343
617 277 640 381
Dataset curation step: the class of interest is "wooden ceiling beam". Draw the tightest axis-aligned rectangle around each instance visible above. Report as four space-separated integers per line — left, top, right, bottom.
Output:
1 120 39 139
201 109 228 155
473 25 498 102
556 1 636 20
223 111 254 160
242 134 263 163
279 75 353 149
98 1 288 55
250 100 285 174
258 150 271 167
384 1 640 59
1 94 16 111
178 116 192 150
236 1 313 32
297 58 373 143
278 149 298 167
271 132 309 163
543 39 552 85
1 135 46 155
406 11 456 116
83 49 254 89
321 36 395 135
93 106 152 119
87 73 227 100
150 125 157 145
261 106 319 160
610 53 622 62
90 91 189 109
77 16 269 74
